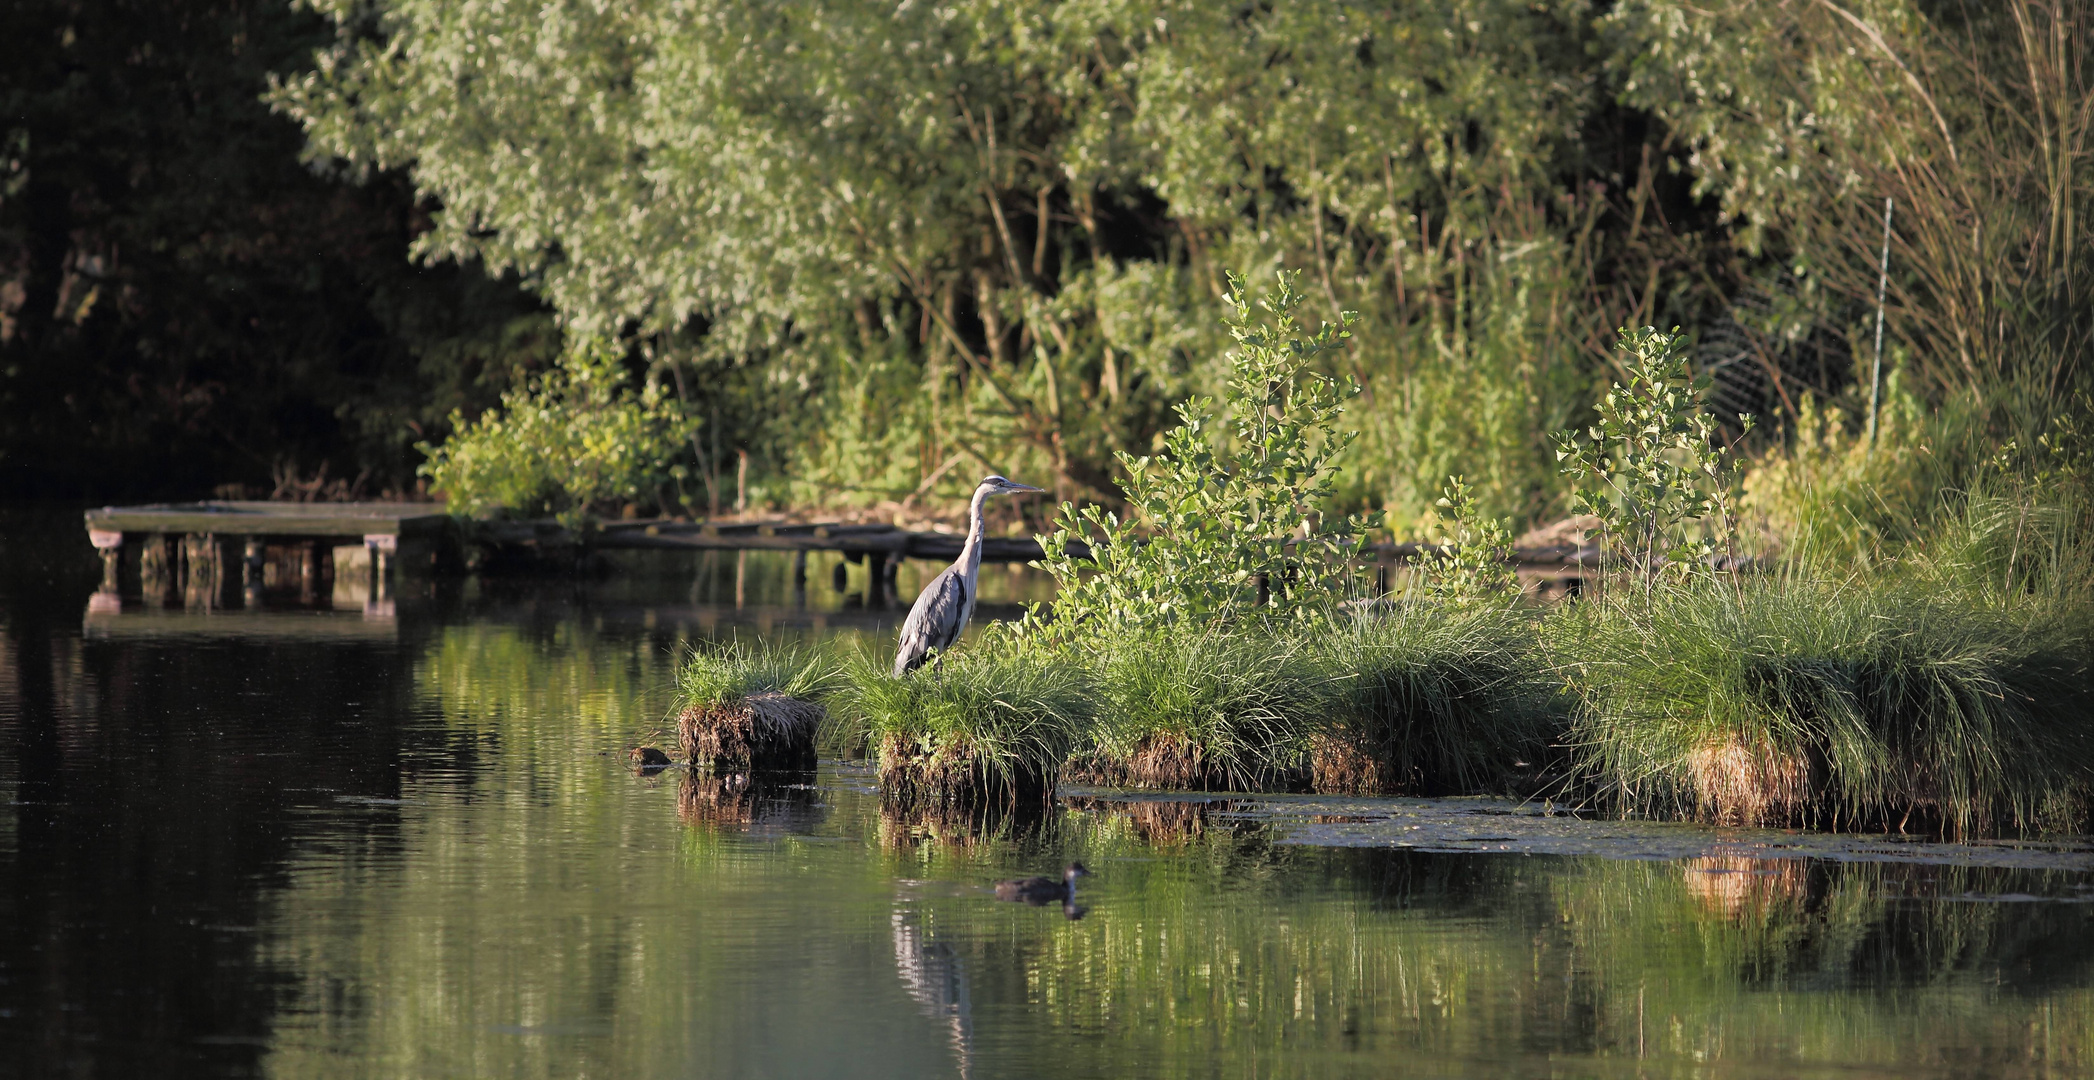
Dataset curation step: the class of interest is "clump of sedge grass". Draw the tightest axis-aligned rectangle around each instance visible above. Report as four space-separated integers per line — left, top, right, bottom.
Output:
833 648 1095 808
1070 629 1325 791
1311 602 1559 796
675 638 841 772
1555 578 2094 837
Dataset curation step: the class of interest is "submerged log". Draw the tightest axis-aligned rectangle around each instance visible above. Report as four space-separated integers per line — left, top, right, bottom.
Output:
677 692 822 772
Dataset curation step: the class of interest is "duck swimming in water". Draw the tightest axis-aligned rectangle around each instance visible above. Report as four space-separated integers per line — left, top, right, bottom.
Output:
994 862 1089 905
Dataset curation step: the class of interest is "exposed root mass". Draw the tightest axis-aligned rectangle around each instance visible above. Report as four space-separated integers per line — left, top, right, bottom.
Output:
678 692 823 772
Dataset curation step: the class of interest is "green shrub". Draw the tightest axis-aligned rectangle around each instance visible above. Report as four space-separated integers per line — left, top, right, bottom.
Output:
1554 579 2094 837
421 341 696 526
1312 604 1558 796
1076 629 1326 792
1553 326 1748 592
1413 475 1520 607
834 648 1096 806
1029 271 1372 648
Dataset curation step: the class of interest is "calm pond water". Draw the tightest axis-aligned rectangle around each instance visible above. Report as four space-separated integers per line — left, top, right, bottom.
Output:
5 506 2094 1078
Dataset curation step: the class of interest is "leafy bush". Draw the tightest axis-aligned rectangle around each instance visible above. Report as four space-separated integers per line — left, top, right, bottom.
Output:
1553 326 1748 590
420 341 695 526
1029 271 1372 647
1414 475 1519 607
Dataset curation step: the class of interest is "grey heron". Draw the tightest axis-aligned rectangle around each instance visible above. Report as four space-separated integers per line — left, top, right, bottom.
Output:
893 475 1044 677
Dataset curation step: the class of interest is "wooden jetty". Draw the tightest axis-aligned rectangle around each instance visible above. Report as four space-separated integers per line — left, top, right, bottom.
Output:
83 500 1597 607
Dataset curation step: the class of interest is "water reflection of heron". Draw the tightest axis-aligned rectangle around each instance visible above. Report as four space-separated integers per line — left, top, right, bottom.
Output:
890 908 975 1079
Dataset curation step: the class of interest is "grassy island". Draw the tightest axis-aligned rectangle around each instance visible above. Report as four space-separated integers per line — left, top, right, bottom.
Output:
675 275 2094 838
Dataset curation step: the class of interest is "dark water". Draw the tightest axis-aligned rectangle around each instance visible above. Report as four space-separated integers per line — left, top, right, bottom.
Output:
5 508 2094 1078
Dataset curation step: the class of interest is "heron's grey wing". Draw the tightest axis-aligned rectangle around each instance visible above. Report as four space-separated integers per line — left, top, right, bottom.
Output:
894 568 970 676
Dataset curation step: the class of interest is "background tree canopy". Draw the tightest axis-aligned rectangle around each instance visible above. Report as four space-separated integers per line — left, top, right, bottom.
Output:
6 0 2086 530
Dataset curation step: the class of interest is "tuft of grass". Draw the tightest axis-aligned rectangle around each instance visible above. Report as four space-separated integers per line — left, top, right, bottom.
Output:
1310 603 1560 796
675 638 843 771
1073 629 1326 791
833 648 1095 807
676 637 842 706
1553 579 2094 837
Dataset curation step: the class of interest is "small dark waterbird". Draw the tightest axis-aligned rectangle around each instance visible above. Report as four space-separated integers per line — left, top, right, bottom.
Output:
994 861 1090 905
893 475 1044 677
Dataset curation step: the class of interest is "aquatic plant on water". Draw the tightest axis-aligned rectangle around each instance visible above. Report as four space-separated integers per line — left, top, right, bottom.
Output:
1554 579 2094 837
1311 603 1559 797
836 648 1096 808
675 638 841 771
1070 629 1324 792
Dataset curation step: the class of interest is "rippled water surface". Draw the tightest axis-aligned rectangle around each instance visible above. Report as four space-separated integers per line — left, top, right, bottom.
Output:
5 508 2094 1078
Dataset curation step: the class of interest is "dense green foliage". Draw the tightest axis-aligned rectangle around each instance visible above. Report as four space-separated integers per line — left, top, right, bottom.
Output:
1028 273 1367 644
422 342 697 524
8 1 2086 517
254 0 1714 522
273 0 2086 527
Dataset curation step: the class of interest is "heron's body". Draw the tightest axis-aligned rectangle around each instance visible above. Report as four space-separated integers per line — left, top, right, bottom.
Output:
893 476 1041 677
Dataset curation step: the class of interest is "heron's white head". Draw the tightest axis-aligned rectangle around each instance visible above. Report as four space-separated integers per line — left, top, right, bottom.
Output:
976 475 1044 496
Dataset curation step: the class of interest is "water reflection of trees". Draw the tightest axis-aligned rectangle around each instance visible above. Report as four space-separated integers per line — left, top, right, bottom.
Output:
893 797 2094 1076
245 622 2094 1080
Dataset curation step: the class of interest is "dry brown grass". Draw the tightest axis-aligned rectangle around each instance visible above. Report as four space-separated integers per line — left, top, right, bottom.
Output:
1683 734 1816 827
876 731 1055 808
1066 734 1240 791
1308 732 1402 796
678 691 823 772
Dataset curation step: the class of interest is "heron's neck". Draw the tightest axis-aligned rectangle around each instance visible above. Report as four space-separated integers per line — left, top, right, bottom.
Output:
959 488 991 573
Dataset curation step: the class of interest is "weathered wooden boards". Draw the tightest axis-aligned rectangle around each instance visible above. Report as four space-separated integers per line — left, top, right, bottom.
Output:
84 501 448 606
83 502 1600 601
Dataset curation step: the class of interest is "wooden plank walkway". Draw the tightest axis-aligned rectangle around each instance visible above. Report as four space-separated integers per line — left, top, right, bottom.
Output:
82 501 1599 593
85 500 450 540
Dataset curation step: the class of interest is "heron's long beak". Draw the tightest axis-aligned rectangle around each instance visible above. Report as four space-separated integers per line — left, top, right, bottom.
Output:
1005 480 1045 493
